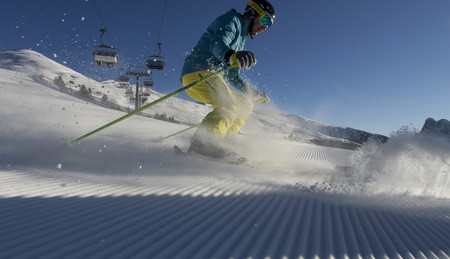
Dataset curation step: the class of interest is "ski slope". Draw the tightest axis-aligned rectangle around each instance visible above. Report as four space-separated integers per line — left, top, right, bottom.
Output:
1 170 449 259
0 49 449 258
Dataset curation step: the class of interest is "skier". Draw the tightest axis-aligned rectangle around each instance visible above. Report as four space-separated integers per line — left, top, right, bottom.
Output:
181 0 275 159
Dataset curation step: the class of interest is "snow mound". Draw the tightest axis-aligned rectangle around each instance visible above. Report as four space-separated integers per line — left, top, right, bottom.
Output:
349 130 450 198
0 49 89 83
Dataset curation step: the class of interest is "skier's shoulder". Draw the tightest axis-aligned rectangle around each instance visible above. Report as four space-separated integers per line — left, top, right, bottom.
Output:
222 9 241 18
215 9 244 26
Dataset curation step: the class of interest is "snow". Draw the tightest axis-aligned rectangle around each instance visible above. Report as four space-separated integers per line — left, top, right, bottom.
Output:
0 49 449 258
350 132 450 198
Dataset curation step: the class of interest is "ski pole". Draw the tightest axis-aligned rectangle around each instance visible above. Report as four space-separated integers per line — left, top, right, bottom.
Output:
67 68 227 145
159 124 199 142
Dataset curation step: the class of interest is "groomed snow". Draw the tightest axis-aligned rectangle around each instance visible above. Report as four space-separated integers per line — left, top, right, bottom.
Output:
0 49 449 258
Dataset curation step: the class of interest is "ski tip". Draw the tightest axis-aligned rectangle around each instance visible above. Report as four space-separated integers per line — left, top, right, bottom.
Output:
224 156 248 165
62 138 72 146
238 157 248 163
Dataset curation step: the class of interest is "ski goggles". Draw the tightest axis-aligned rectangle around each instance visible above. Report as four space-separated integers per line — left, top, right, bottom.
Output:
248 1 273 28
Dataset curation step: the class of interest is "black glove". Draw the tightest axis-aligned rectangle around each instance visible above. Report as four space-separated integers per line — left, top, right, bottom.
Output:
225 50 257 69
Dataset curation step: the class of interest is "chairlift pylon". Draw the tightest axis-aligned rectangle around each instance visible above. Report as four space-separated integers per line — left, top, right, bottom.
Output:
93 29 119 68
146 42 166 70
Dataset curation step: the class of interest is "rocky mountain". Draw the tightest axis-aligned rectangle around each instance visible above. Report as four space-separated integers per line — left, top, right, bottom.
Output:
421 118 450 137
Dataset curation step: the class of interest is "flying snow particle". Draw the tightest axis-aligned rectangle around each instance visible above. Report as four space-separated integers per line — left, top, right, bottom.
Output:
56 164 62 169
81 17 85 21
53 53 57 58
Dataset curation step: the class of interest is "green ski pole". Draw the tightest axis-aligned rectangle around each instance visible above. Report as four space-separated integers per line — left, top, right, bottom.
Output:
68 68 227 145
159 124 199 142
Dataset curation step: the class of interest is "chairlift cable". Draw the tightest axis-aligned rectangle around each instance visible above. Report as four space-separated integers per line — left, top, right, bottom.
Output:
145 0 168 70
93 0 114 47
155 0 168 52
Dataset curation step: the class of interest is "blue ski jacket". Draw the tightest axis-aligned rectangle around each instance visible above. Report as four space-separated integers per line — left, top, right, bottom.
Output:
181 9 252 93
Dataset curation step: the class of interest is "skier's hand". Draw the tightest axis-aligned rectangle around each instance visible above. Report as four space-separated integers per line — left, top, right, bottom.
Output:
250 90 270 104
227 51 257 69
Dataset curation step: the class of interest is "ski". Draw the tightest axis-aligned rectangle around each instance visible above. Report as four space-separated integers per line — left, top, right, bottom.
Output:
174 145 248 165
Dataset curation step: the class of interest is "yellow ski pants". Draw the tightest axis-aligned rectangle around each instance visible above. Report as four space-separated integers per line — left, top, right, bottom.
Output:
182 71 253 139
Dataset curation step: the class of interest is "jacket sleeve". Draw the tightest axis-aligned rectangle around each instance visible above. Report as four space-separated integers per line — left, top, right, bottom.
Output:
209 15 240 61
208 15 249 93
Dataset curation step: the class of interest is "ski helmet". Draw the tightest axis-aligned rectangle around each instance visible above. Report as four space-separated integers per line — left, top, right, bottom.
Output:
245 0 276 27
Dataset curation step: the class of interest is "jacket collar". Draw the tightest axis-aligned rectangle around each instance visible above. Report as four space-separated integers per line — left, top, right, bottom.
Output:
233 9 253 39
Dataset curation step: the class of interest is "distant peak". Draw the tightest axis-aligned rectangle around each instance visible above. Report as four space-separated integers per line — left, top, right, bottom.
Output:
421 117 450 136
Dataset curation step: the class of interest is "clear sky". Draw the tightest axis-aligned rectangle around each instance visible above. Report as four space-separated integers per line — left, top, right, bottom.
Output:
2 0 450 136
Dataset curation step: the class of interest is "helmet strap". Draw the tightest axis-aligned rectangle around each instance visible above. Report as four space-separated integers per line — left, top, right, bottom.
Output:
249 24 254 39
244 8 257 20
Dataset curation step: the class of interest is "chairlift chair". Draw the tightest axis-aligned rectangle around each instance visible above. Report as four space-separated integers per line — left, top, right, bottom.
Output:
93 47 118 67
126 67 150 77
125 87 133 97
117 75 131 86
146 56 165 70
93 29 119 67
146 42 166 70
143 80 154 87
142 70 154 88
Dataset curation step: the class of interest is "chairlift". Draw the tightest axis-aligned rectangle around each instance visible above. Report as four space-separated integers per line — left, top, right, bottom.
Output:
143 71 154 87
126 67 150 77
137 87 149 103
125 87 133 97
118 75 131 87
143 80 154 87
146 42 166 70
93 29 119 67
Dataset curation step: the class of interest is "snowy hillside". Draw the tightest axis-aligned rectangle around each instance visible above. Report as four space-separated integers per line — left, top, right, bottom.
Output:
0 49 449 258
0 49 387 149
0 49 210 125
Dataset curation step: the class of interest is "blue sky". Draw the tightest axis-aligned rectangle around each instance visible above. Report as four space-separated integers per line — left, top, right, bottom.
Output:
2 0 450 136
